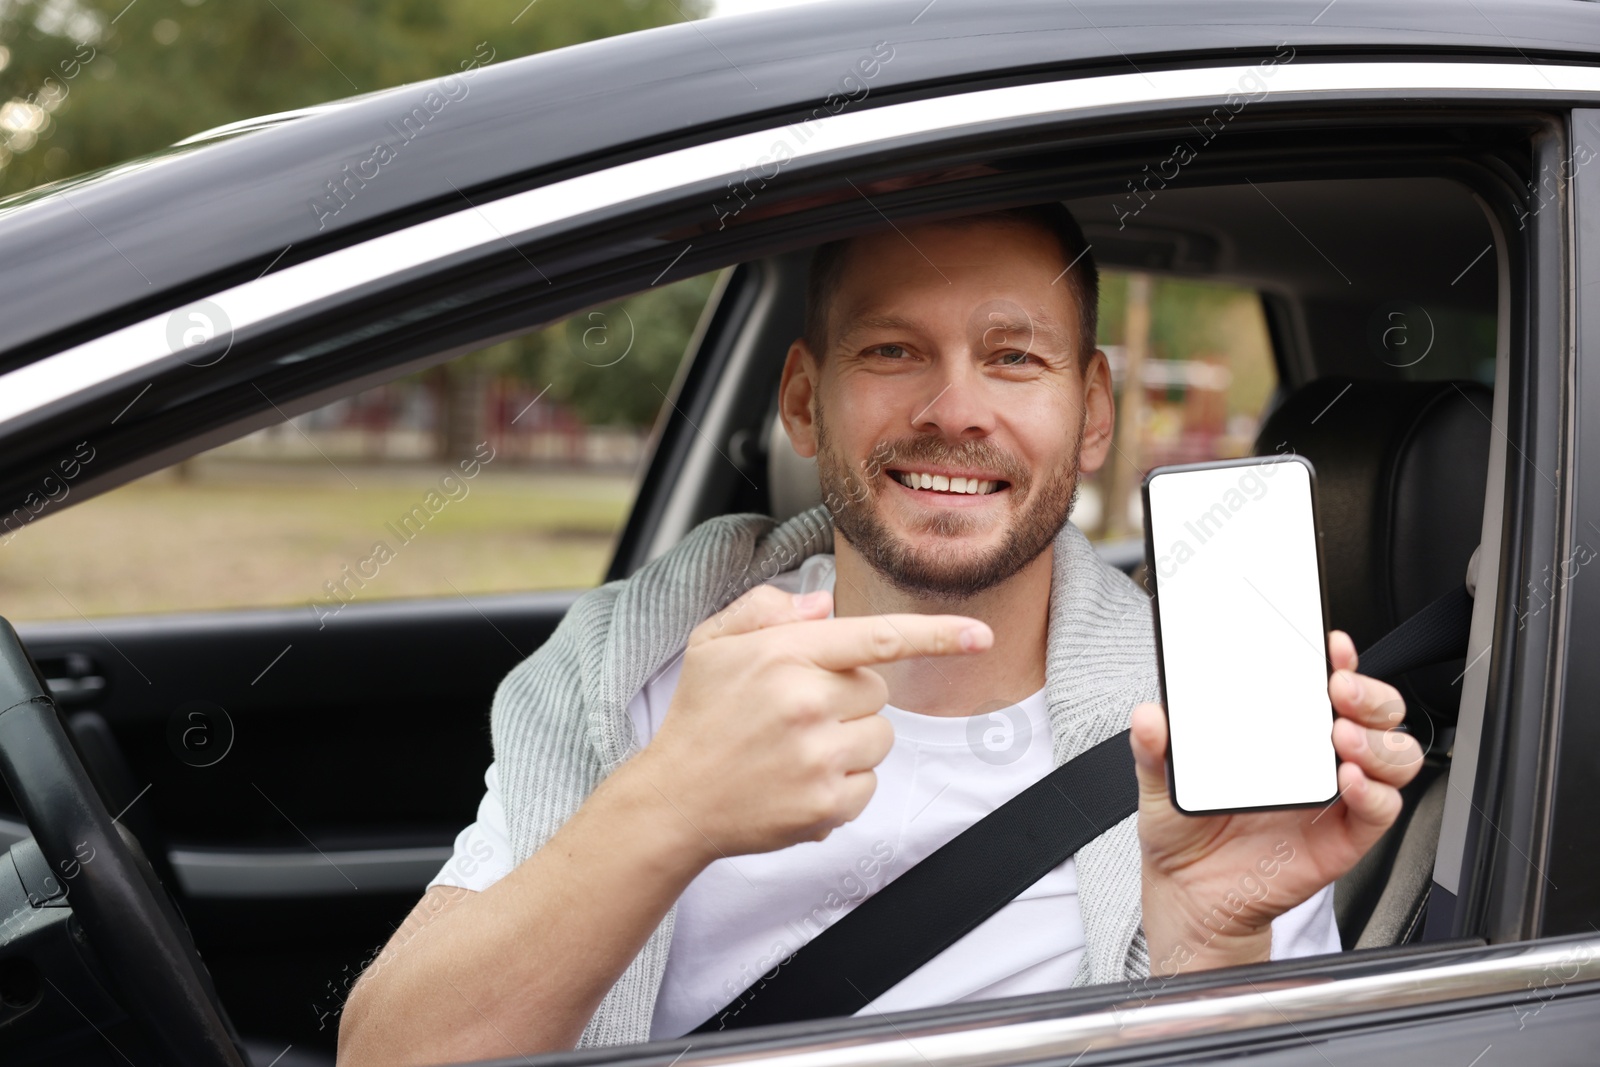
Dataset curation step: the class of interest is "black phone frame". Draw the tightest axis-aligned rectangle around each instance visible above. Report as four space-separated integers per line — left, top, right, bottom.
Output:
1140 452 1339 816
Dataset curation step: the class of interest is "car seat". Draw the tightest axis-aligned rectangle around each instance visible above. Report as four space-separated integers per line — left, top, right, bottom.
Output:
1254 376 1492 948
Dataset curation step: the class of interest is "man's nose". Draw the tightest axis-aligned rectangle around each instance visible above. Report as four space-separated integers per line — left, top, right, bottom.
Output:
909 353 997 439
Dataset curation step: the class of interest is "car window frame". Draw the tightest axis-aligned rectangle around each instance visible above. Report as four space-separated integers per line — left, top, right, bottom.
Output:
1539 105 1600 938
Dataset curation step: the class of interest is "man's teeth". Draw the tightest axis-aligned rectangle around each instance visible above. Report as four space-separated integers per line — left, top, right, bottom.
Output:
893 471 1002 495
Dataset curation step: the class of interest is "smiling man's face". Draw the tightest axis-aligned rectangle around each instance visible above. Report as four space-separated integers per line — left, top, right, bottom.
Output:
778 214 1116 601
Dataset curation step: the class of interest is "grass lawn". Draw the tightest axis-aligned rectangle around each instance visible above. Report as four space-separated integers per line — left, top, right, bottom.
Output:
0 459 636 622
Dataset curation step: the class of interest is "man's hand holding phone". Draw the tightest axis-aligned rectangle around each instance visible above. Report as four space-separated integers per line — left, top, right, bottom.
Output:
1129 630 1423 977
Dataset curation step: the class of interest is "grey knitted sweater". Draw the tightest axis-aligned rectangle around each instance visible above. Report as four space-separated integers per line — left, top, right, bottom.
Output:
489 503 1160 1047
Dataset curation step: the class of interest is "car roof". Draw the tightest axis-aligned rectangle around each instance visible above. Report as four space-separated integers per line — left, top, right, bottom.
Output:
0 0 1592 365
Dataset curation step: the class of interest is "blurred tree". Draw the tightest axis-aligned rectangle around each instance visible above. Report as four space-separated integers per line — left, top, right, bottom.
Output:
508 272 722 427
0 0 710 196
413 269 719 460
0 0 716 455
1096 270 1275 421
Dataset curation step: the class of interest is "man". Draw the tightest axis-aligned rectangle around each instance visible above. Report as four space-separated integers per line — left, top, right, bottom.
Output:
337 202 1419 1067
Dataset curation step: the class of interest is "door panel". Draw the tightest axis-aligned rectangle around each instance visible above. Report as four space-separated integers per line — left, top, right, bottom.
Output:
478 935 1594 1067
9 592 577 1053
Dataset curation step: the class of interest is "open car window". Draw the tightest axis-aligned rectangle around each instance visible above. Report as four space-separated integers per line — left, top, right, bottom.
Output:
0 273 720 621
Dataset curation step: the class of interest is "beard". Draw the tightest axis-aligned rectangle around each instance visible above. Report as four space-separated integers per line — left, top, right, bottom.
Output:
814 400 1085 601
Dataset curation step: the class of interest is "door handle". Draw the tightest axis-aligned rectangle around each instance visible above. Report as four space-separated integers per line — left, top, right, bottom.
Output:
32 650 106 706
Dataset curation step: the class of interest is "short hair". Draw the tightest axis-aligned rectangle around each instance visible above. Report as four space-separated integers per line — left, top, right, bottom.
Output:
802 201 1099 370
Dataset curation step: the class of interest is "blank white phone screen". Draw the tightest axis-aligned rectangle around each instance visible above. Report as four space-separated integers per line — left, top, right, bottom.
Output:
1146 460 1338 812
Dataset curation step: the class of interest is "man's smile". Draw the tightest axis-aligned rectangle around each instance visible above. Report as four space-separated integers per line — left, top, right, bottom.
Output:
885 467 1013 509
887 467 1010 496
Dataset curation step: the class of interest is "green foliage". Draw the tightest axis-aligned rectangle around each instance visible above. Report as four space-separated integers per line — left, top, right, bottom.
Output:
475 270 724 428
0 0 720 432
1095 269 1277 419
0 0 710 196
1146 277 1254 361
1097 271 1261 359
1097 270 1128 345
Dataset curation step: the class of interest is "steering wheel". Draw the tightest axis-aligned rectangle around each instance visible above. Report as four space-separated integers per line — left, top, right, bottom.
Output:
0 617 244 1067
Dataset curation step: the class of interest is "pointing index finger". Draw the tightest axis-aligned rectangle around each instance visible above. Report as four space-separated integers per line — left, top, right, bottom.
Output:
792 613 993 672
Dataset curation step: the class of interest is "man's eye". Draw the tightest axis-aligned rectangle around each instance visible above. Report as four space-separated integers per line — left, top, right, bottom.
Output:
995 350 1035 366
871 344 908 359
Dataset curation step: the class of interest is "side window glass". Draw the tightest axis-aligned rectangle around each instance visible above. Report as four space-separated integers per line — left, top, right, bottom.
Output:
1385 303 1497 385
1076 270 1278 541
0 271 723 621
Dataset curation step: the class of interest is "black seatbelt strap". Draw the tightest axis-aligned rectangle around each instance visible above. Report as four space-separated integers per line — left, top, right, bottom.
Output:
691 584 1476 1035
692 728 1139 1033
1354 585 1474 682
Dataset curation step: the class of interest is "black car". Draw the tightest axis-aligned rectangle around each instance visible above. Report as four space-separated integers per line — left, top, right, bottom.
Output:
1 0 1598 1064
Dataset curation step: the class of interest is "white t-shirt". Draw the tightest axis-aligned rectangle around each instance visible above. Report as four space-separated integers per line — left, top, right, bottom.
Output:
430 554 1341 1040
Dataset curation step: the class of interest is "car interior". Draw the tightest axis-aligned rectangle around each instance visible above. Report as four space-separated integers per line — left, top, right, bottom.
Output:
0 160 1506 1065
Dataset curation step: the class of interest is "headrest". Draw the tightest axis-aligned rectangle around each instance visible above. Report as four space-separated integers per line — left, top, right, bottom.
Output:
767 411 823 523
1255 377 1491 721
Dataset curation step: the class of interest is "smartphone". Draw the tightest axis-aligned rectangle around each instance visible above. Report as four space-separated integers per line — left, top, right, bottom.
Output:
1141 455 1339 815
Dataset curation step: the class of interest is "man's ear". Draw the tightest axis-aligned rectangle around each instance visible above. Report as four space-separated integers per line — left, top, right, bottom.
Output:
778 338 821 459
1077 347 1116 475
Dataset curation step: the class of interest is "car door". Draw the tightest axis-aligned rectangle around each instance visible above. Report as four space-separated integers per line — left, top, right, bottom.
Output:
1 31 1598 1067
0 262 730 1056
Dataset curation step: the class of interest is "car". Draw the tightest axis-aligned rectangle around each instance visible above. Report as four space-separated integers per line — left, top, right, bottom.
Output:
1 0 1598 1063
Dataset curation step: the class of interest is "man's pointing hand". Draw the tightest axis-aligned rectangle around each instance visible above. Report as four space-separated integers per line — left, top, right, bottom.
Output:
627 584 994 861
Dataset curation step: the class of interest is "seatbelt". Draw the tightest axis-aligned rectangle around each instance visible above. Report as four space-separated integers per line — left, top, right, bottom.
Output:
1354 585 1475 685
691 729 1138 1032
692 583 1478 1034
